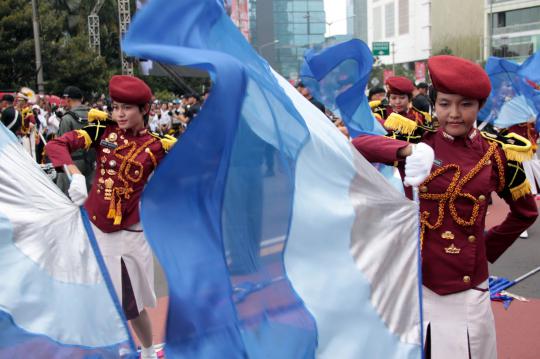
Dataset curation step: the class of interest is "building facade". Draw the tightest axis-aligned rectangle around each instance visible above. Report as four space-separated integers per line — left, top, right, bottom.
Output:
249 0 326 80
366 0 431 66
346 0 368 42
485 0 540 63
431 0 484 61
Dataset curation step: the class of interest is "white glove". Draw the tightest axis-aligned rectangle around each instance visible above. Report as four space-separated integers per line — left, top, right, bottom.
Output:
68 173 88 206
403 142 434 187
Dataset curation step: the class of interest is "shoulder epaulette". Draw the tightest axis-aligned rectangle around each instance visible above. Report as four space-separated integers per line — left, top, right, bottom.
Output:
480 131 533 163
88 108 110 122
82 120 114 143
369 100 382 110
150 132 177 152
384 112 417 135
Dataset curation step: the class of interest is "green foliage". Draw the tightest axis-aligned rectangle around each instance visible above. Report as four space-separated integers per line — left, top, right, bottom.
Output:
0 0 205 96
434 46 453 55
45 34 111 98
153 89 176 102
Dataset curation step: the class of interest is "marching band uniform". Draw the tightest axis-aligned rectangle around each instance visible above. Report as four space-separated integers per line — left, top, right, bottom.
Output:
46 76 167 324
353 56 538 359
506 122 540 195
16 90 38 161
370 76 433 143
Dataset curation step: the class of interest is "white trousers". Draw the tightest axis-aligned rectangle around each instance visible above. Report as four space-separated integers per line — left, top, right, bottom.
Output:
91 222 156 315
423 281 497 359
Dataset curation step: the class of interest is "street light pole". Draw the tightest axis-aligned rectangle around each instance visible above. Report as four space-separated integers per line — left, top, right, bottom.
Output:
31 0 45 94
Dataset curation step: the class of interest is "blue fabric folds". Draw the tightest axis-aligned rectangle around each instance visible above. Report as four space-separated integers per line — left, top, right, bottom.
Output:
125 1 315 358
300 39 386 137
126 1 422 358
478 56 539 129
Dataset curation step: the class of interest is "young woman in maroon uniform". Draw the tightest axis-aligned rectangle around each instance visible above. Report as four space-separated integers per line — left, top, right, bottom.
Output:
353 56 538 358
46 75 164 359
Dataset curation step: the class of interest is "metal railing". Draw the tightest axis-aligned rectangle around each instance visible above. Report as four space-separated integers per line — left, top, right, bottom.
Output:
493 22 540 35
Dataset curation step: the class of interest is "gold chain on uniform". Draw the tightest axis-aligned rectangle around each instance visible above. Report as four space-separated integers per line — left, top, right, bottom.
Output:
106 136 158 225
419 142 504 248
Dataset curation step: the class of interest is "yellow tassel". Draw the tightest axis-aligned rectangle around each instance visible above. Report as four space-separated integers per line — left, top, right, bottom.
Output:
369 100 381 109
107 206 116 219
75 130 92 150
88 108 109 122
384 113 418 135
510 179 532 200
113 200 122 225
503 147 534 162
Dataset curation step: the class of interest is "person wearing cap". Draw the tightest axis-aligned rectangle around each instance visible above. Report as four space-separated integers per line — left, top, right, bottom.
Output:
55 86 95 195
352 55 538 358
371 76 433 142
368 86 386 102
46 75 167 359
1 94 22 136
413 82 432 113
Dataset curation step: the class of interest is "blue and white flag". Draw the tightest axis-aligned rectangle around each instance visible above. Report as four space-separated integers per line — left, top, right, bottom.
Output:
299 39 404 192
478 56 538 128
300 39 386 138
125 0 422 358
0 127 135 357
518 50 540 128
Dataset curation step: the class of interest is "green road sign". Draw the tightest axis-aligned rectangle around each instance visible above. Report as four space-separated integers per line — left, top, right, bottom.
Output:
372 41 390 56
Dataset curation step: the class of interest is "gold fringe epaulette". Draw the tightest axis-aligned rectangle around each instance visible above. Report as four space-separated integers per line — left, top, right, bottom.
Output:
481 131 533 162
510 179 532 201
150 132 177 152
384 112 418 135
87 108 110 122
369 100 382 109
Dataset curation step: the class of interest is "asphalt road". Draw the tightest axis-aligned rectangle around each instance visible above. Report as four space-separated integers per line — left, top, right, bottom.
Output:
488 195 540 299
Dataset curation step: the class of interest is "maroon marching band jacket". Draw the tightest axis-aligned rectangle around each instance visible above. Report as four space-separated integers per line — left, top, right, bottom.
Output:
352 128 538 295
46 121 165 233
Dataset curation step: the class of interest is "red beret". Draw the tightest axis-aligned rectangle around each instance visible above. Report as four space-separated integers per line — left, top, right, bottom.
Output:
109 75 152 104
385 76 414 95
428 55 491 101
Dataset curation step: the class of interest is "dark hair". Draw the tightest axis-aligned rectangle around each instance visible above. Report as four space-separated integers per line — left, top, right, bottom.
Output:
138 104 150 125
368 86 386 100
416 82 428 89
429 86 437 104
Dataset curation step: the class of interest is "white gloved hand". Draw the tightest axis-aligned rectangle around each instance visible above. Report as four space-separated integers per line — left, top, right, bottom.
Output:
403 142 434 187
68 173 88 206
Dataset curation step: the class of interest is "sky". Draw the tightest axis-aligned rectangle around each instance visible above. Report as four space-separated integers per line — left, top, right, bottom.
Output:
324 0 348 36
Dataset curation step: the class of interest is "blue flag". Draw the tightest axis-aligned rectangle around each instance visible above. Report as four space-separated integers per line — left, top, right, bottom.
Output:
125 0 422 358
518 51 540 129
0 125 136 357
299 39 404 192
478 56 538 129
300 39 386 138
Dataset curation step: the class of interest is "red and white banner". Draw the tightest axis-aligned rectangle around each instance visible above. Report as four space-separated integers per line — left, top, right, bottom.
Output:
415 62 426 83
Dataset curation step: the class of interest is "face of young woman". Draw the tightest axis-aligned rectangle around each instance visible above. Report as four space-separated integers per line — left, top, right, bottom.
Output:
112 102 147 131
388 94 410 114
435 92 480 138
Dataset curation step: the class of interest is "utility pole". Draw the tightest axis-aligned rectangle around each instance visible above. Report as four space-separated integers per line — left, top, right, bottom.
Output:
31 0 45 94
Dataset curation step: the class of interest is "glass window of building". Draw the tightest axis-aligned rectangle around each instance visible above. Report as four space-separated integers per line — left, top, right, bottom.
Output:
373 6 382 40
398 0 409 35
385 2 395 38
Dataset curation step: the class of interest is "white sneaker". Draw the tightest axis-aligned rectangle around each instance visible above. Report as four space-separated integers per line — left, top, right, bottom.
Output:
141 345 158 359
520 230 529 239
